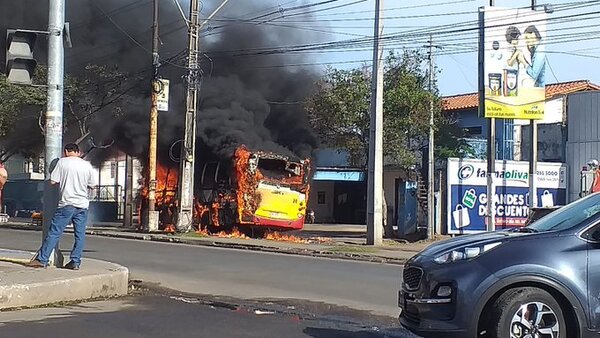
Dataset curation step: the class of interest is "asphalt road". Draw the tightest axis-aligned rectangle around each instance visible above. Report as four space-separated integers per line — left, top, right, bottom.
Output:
0 228 403 317
0 288 418 338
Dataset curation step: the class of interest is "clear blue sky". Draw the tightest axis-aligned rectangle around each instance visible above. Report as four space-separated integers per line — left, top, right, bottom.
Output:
209 0 600 96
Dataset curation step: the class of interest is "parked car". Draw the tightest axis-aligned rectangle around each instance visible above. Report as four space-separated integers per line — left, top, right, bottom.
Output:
398 192 600 338
525 206 561 226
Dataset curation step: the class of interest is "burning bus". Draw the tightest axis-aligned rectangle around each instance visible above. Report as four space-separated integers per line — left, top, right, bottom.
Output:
194 146 311 234
148 145 311 234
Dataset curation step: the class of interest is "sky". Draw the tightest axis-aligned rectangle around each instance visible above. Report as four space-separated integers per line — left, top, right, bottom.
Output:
204 0 600 96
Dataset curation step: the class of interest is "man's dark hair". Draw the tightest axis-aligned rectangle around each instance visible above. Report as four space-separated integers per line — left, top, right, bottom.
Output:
505 26 521 43
64 143 80 153
524 25 542 40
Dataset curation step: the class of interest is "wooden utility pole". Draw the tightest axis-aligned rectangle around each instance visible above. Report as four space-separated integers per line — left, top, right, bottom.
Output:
146 0 160 231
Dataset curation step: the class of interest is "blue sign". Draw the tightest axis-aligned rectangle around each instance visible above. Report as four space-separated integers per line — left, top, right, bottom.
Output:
447 158 567 234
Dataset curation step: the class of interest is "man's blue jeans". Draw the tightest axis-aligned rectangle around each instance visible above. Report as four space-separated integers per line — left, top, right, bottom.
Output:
38 206 88 266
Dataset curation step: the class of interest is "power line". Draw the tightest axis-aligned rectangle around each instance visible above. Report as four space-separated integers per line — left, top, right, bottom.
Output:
213 7 600 58
91 2 152 54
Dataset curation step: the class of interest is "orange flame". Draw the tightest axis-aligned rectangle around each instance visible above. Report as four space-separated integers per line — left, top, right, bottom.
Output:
196 227 250 239
234 146 261 224
264 231 310 244
139 145 311 233
140 163 179 232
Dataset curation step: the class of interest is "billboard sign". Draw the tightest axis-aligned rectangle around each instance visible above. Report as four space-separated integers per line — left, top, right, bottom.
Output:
157 79 170 112
480 6 547 119
447 158 567 234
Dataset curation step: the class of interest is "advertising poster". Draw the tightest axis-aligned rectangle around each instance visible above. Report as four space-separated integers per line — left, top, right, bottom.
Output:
157 79 170 112
481 7 547 119
447 158 567 234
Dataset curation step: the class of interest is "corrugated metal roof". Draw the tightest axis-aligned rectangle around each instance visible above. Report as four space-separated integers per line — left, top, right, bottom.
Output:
442 80 600 111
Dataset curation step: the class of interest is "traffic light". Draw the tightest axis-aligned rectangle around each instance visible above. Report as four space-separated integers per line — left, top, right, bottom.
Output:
5 29 37 85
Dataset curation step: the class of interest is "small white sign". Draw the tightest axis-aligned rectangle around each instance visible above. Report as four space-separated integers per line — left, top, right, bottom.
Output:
541 190 554 208
452 205 470 228
157 79 170 112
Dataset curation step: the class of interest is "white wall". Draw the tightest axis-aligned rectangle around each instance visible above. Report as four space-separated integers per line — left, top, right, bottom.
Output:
308 181 335 223
94 157 142 201
514 97 564 126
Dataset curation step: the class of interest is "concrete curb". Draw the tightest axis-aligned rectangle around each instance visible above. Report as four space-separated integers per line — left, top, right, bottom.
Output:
87 230 409 265
0 257 129 310
0 224 409 265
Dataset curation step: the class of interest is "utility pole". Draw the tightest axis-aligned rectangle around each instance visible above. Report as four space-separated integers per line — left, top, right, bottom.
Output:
176 0 201 232
146 0 160 232
529 0 538 209
124 154 133 228
176 0 230 232
42 0 65 267
427 35 436 240
483 0 496 232
366 0 384 246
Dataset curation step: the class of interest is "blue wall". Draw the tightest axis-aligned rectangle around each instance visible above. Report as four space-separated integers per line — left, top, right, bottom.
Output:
452 108 514 160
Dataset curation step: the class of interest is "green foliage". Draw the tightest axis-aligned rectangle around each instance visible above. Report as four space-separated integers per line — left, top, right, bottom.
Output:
306 50 472 168
0 70 46 137
0 64 132 161
306 67 371 166
64 64 130 136
0 69 47 161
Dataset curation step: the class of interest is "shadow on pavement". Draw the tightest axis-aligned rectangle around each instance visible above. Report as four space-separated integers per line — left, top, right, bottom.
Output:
303 327 383 338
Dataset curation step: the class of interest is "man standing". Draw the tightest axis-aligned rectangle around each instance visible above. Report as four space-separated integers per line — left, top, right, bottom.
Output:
28 143 97 269
518 25 546 88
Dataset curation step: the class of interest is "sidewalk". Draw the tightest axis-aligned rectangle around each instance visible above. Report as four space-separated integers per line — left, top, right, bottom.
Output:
0 221 441 265
0 248 129 310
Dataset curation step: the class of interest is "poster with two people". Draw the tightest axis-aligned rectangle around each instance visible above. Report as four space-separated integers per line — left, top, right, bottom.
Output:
482 6 547 119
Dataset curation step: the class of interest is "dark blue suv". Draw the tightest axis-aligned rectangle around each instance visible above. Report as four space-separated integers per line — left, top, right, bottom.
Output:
398 192 600 338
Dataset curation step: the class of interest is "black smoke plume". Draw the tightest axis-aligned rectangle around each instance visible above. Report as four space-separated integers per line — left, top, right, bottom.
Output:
0 0 321 165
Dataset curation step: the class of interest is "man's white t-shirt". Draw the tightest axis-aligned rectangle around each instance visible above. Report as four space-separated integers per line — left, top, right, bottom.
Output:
50 157 98 209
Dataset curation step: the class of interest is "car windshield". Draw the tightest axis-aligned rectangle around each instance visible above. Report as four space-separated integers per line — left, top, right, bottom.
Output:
527 193 600 232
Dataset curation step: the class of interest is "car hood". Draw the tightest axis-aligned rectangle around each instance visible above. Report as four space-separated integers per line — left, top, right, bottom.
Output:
418 231 521 258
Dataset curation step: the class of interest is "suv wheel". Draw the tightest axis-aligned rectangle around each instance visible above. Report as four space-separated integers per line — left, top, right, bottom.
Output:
489 287 566 338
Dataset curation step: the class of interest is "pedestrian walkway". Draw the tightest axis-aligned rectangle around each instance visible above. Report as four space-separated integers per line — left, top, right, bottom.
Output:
0 248 128 310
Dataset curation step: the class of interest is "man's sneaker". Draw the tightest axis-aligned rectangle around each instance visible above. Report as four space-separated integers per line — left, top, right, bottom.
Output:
63 261 80 270
26 259 46 268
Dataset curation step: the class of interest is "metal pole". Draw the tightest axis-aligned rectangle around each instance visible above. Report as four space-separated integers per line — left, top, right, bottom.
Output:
427 35 435 240
146 0 160 231
176 0 201 232
42 0 65 267
124 154 133 228
529 0 538 210
177 0 230 232
114 155 119 207
481 1 495 232
366 0 384 246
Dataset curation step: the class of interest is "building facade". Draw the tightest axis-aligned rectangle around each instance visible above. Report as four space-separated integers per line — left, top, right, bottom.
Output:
442 80 600 162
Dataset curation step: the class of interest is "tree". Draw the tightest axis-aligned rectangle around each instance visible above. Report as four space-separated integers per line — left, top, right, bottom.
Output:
306 50 472 168
306 67 371 166
64 64 131 138
0 69 47 162
0 64 135 162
